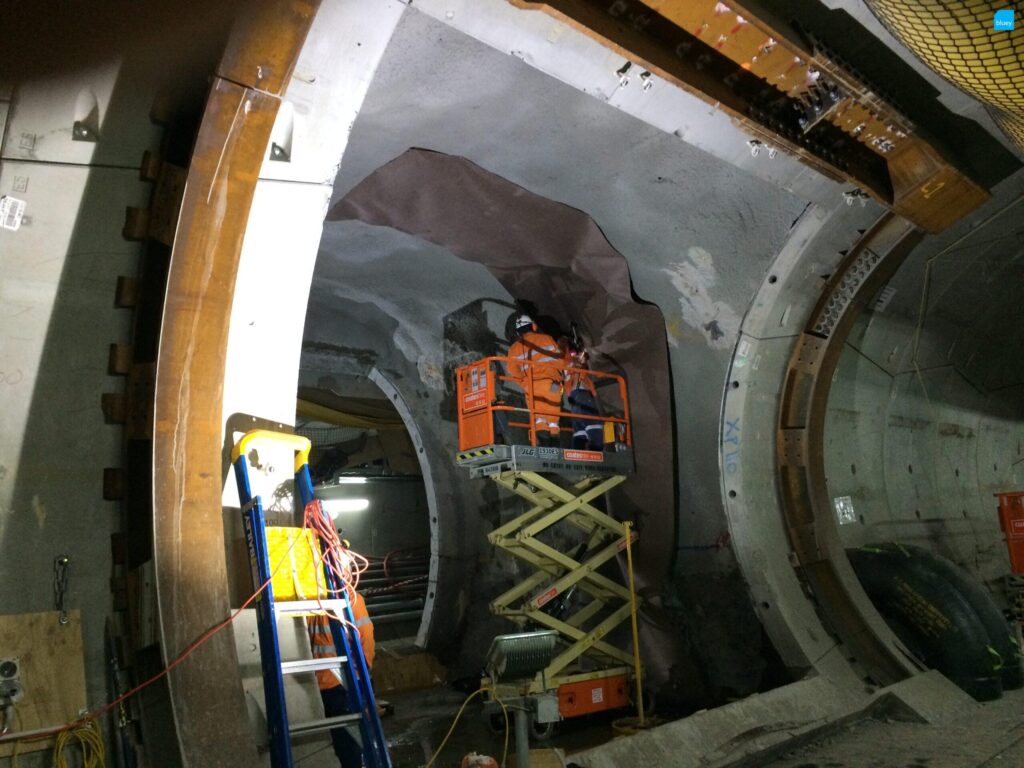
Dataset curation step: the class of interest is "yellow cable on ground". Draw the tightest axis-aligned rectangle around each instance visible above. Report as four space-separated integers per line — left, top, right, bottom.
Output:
424 687 509 768
53 720 106 768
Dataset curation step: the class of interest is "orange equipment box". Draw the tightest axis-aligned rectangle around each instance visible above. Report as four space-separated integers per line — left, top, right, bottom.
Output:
557 674 629 718
455 359 496 451
996 492 1024 574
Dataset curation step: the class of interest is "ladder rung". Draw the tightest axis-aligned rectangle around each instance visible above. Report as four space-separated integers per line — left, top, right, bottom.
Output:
275 599 348 615
281 656 348 674
289 713 362 737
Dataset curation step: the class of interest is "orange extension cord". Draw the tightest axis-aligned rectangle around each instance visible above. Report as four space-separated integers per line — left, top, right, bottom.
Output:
15 498 364 748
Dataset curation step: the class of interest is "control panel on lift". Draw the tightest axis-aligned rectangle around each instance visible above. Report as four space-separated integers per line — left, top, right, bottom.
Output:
454 356 635 478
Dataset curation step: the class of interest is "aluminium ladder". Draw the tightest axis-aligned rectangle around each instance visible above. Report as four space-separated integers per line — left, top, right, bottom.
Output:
231 429 392 768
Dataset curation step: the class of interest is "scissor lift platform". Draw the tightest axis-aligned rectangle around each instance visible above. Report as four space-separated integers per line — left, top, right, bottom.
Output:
455 443 634 479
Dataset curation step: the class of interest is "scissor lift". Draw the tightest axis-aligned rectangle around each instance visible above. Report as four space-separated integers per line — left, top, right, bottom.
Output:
455 357 641 731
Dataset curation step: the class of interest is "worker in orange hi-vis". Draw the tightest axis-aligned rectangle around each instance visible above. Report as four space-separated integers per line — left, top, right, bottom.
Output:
307 563 375 766
507 312 567 446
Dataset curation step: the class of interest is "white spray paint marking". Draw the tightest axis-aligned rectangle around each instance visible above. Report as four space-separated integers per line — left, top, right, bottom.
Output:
663 246 741 350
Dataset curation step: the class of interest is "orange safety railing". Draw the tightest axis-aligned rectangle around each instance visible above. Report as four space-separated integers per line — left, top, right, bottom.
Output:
455 356 632 452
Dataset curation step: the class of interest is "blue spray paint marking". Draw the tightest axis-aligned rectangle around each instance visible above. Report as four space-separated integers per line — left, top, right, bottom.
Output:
724 418 741 475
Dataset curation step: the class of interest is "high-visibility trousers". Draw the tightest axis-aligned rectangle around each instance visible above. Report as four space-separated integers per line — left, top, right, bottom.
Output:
530 378 563 436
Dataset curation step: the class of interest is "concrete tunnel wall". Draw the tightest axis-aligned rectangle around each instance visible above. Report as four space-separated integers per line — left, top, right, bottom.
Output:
3 0 1024 764
824 172 1024 588
299 5 820 699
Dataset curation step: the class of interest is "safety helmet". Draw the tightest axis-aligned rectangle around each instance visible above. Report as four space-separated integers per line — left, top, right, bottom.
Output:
514 313 535 332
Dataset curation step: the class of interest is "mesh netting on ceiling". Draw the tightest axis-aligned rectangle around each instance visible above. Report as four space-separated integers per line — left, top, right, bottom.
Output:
865 0 1024 152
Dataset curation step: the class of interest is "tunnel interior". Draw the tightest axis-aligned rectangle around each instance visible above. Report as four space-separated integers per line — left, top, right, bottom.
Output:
826 210 1024 569
293 8 811 710
4 0 1024 765
299 144 679 676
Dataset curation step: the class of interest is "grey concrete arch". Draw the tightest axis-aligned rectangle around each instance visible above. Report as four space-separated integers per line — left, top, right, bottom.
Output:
367 368 445 649
722 203 879 683
720 204 927 686
722 180 1024 690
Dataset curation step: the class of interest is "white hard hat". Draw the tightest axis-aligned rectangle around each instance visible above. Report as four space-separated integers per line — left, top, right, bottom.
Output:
514 313 534 330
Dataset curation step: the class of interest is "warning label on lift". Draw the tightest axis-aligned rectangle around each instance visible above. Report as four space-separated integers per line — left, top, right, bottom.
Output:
535 587 558 607
462 390 488 411
563 449 603 462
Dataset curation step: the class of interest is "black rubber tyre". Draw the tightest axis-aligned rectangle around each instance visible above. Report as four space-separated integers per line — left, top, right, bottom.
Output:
872 543 1024 690
849 546 1003 701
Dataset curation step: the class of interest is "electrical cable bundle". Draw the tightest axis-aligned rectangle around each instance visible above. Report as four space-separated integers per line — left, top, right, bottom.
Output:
6 498 372 758
302 499 370 624
52 720 105 768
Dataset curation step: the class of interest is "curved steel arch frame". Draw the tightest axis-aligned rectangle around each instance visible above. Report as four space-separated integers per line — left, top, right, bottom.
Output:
152 2 319 765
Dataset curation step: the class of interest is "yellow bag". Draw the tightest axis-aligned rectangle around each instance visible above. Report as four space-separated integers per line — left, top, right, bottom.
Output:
264 527 326 601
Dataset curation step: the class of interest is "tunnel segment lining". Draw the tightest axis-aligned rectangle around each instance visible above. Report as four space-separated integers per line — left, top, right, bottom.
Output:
722 205 932 686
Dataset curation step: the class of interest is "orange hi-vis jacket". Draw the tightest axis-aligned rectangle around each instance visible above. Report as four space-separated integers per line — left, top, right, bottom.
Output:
508 331 565 389
508 331 567 434
566 365 597 397
308 590 375 691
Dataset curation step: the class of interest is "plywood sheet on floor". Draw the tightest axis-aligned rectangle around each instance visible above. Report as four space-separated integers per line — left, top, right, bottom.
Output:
0 609 87 757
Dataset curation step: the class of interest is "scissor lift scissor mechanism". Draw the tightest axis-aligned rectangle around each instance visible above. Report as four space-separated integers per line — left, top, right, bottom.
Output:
455 356 642 726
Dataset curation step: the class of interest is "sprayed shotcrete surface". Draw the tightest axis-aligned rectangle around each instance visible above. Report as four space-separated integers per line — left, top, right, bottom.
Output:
303 7 808 694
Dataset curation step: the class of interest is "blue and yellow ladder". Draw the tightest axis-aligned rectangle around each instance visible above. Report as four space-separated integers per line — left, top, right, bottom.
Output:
231 429 392 768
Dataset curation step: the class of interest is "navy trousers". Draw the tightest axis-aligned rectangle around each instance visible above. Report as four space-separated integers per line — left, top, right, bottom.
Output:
320 686 363 767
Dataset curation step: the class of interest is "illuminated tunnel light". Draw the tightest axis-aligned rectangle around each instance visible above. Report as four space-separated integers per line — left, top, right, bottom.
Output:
321 498 371 516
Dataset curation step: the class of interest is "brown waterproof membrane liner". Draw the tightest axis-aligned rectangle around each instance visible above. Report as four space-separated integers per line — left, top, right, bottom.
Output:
329 148 674 640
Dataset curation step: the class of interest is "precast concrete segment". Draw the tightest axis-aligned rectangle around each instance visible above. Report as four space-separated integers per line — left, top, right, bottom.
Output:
824 179 1024 586
774 214 927 687
152 1 317 764
367 368 443 649
721 201 881 683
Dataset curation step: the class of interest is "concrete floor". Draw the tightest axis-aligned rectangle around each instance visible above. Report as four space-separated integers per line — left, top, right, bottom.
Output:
380 687 626 768
765 687 1024 768
289 683 1024 768
288 685 618 768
